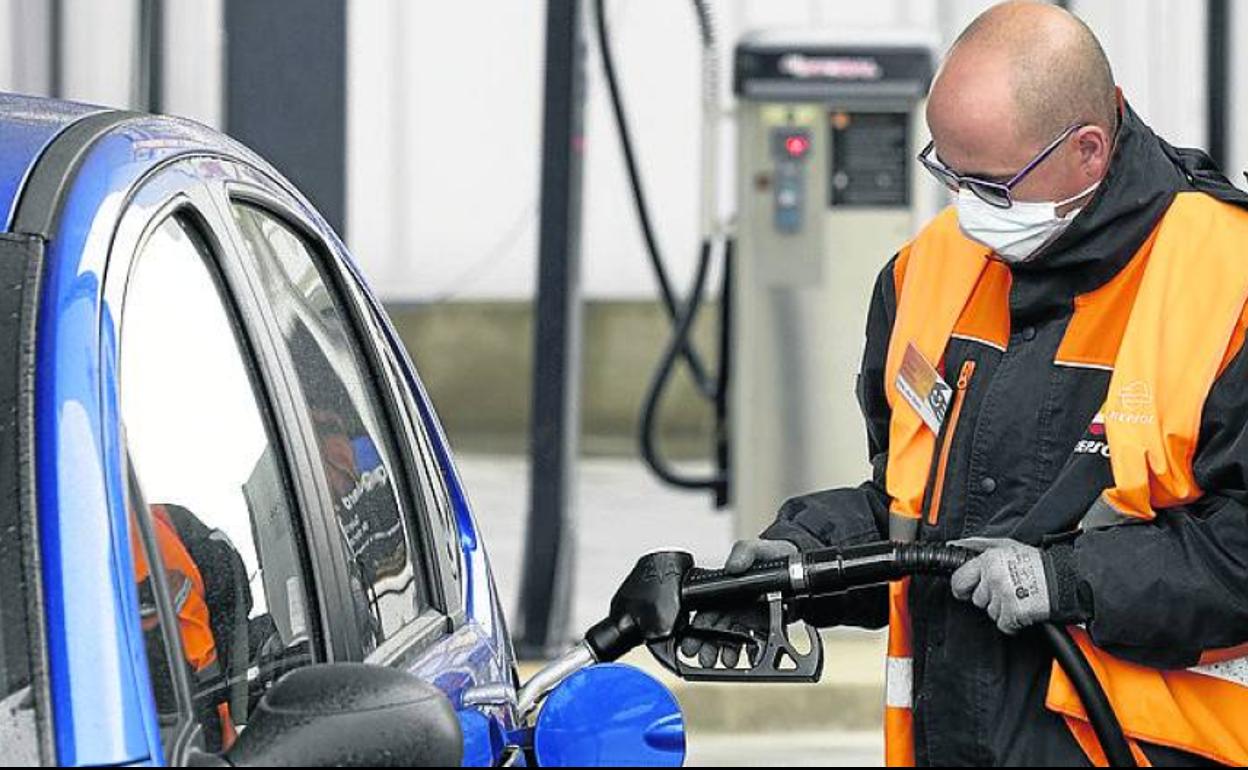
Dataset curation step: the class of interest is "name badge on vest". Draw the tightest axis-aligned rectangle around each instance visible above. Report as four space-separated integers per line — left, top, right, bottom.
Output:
896 342 952 434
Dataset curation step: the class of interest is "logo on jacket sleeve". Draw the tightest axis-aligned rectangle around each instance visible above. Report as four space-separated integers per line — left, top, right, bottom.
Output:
1119 380 1153 412
1101 380 1157 426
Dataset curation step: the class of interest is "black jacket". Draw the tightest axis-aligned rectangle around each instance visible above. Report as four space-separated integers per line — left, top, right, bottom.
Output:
762 104 1248 766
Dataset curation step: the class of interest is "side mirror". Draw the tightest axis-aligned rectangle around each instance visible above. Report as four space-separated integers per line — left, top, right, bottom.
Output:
223 663 462 767
534 663 685 767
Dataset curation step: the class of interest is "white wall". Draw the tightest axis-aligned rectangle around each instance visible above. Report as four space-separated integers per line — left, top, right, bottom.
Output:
345 0 1221 303
0 0 138 107
163 0 224 129
61 0 138 108
1077 0 1207 147
0 2 13 90
344 0 950 302
346 0 547 302
4 0 57 96
1231 0 1248 186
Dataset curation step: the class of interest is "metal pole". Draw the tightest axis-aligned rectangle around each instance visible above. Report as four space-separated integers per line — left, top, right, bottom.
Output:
1207 0 1229 168
136 0 164 113
516 0 587 659
49 0 62 98
224 0 347 235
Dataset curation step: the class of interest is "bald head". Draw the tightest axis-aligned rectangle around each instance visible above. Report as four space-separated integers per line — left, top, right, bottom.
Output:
935 1 1117 146
926 1 1118 208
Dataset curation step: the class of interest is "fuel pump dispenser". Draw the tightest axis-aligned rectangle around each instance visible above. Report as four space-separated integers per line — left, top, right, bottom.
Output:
599 13 941 526
732 32 939 537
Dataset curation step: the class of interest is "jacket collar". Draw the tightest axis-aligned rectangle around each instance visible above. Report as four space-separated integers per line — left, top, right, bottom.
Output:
1006 101 1188 321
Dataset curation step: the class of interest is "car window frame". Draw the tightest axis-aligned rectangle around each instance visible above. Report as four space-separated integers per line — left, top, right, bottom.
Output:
102 159 354 761
327 247 467 628
0 233 54 766
121 452 202 762
368 316 468 628
214 174 457 665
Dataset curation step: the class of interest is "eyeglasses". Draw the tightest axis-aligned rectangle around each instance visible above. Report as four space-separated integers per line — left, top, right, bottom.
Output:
918 123 1086 209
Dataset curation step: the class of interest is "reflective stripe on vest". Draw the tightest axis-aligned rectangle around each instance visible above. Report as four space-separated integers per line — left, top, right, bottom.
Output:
885 579 917 767
882 193 1248 766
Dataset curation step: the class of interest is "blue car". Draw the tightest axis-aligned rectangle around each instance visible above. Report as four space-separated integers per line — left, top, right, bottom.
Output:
0 94 683 767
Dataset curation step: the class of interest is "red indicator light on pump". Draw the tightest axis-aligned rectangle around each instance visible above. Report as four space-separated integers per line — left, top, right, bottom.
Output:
784 135 810 158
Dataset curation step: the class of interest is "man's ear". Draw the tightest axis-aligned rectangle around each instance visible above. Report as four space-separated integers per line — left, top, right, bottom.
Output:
1074 125 1113 180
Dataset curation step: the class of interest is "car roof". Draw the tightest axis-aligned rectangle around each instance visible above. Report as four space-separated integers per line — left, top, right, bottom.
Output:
0 92 110 231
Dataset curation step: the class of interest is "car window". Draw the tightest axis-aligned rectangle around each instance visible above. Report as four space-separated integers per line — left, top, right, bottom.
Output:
229 202 430 656
357 288 463 604
120 214 319 754
386 343 463 594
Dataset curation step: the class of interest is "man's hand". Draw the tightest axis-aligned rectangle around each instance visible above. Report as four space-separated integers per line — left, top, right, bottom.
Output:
680 539 798 667
679 604 770 668
950 538 1051 635
724 538 799 575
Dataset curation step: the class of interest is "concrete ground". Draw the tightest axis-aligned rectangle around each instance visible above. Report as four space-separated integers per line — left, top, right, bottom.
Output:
457 452 885 767
686 731 883 767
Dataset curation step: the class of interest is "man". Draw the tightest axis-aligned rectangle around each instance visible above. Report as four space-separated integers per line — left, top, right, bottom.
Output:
685 2 1248 765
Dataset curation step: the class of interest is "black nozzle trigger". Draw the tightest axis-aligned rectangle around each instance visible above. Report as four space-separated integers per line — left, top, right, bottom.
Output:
648 593 823 683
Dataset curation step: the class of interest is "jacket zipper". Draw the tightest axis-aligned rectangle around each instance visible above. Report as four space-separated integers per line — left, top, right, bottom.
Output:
927 359 976 526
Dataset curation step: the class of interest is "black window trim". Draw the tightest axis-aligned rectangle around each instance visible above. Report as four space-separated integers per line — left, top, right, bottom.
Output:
375 335 468 627
335 257 468 626
219 178 457 663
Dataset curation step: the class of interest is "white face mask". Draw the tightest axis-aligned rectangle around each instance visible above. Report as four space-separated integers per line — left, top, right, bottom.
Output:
956 181 1101 263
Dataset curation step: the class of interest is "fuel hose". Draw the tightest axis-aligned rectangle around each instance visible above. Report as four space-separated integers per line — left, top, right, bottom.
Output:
593 0 730 501
680 542 1137 768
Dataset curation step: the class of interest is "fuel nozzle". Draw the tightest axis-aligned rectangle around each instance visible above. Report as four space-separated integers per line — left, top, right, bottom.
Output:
585 549 822 682
585 551 694 663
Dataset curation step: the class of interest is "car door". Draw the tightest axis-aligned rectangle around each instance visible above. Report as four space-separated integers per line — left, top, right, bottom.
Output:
327 213 524 764
210 162 520 765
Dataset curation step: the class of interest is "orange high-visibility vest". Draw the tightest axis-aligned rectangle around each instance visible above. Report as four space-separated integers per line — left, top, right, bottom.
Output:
881 193 1248 766
131 504 218 673
132 504 236 748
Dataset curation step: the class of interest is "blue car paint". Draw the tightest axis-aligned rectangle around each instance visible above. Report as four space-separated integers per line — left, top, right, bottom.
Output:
459 709 507 767
1 97 521 765
0 96 104 229
35 122 229 766
535 664 686 767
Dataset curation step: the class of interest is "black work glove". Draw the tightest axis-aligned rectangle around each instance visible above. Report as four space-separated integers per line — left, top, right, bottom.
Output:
678 539 798 668
679 605 769 668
